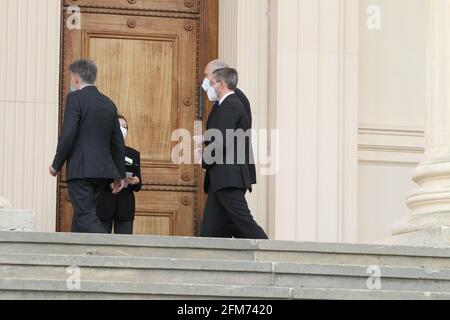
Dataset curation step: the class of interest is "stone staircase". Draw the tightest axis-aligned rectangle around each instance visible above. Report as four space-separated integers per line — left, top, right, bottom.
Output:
0 232 449 300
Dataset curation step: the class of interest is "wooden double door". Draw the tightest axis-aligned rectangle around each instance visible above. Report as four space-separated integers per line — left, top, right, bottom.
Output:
57 0 218 236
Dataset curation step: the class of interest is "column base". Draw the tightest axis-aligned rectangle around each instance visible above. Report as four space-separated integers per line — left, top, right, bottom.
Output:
0 210 36 232
392 212 450 235
0 197 12 209
390 158 450 247
387 226 450 248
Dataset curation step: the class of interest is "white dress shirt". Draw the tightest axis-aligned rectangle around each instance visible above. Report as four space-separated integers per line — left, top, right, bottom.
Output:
219 91 236 106
80 83 95 90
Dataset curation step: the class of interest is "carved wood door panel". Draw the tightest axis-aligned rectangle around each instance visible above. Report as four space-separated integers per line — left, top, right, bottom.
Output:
57 0 218 236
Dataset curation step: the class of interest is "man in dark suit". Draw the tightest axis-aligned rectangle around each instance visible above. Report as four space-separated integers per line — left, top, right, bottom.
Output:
49 59 126 234
202 60 257 191
200 67 268 240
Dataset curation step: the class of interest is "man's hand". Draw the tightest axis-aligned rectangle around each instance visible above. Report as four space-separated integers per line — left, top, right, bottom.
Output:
193 135 204 165
49 166 57 177
112 179 126 194
194 147 203 165
127 176 140 186
193 135 204 146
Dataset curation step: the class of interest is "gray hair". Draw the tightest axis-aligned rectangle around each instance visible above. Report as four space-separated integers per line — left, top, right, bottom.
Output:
210 60 229 72
213 68 238 90
69 59 98 84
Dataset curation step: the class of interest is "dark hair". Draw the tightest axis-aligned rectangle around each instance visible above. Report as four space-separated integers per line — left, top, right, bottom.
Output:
212 68 238 91
69 59 98 84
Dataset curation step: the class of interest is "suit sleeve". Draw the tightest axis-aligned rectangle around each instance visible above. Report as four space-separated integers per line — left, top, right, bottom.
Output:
236 89 252 127
52 94 81 172
130 151 142 193
111 111 126 180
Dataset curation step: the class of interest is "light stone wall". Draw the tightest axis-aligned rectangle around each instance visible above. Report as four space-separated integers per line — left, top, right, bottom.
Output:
357 0 427 243
0 0 61 232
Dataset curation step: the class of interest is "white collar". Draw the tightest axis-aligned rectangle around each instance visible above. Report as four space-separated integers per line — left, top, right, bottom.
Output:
80 83 95 90
219 92 235 106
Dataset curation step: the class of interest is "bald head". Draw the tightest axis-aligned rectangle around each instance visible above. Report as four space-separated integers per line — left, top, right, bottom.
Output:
204 59 229 80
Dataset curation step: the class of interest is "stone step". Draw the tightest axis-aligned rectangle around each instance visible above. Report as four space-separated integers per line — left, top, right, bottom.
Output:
0 279 449 300
1 232 449 269
0 253 449 293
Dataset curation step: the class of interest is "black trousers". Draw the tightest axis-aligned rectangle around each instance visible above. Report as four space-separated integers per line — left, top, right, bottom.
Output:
101 219 134 235
67 179 108 234
200 187 268 240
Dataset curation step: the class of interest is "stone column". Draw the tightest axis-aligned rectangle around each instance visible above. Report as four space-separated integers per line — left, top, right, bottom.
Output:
392 0 450 246
266 0 359 242
0 0 60 232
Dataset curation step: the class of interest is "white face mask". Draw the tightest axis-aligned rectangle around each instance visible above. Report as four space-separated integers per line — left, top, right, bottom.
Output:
202 77 210 92
207 85 219 102
121 127 128 140
207 81 224 102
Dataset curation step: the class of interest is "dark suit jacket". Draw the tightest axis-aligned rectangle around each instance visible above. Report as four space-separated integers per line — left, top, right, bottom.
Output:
97 147 142 221
234 88 256 185
203 93 256 194
52 86 126 181
235 88 252 127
